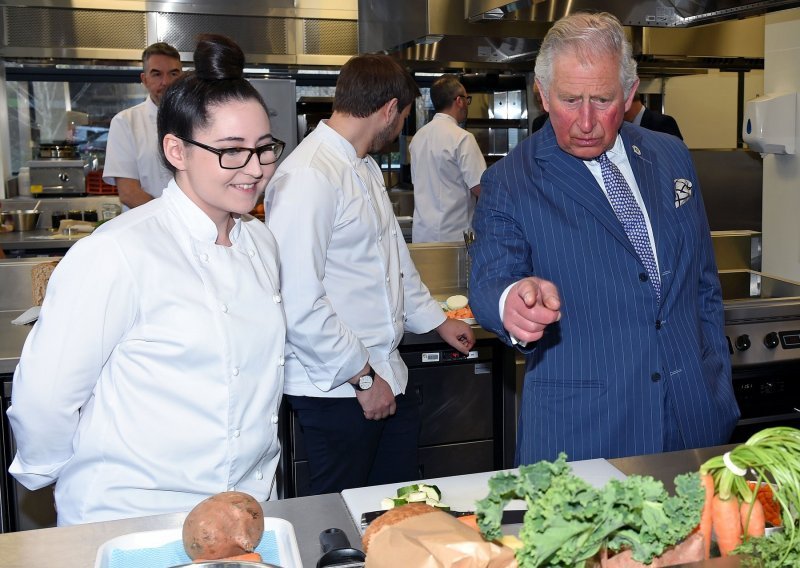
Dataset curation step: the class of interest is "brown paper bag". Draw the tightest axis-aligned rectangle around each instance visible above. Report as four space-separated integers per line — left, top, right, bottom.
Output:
365 510 517 568
600 533 705 568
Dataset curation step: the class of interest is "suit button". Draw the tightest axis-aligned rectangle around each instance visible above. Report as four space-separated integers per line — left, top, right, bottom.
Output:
655 320 662 330
639 272 648 282
651 372 661 382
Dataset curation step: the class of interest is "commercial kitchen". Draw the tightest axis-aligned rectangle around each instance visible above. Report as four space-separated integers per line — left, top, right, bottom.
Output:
1 0 800 566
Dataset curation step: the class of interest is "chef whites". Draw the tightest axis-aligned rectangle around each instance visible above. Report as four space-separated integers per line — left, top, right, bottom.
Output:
7 181 287 525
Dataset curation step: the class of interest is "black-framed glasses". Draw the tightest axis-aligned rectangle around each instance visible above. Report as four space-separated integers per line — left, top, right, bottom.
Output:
176 135 285 169
455 94 473 105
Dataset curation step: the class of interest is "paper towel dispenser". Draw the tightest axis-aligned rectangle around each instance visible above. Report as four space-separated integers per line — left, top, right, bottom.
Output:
742 93 797 156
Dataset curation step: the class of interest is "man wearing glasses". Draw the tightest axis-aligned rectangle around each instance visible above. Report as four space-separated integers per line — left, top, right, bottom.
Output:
410 74 486 243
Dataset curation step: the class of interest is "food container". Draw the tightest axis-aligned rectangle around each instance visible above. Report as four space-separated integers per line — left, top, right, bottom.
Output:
1 209 40 232
169 562 278 567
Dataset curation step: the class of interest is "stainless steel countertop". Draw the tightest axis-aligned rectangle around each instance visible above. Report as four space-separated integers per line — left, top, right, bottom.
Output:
0 446 750 567
0 310 28 375
0 493 361 568
0 229 85 250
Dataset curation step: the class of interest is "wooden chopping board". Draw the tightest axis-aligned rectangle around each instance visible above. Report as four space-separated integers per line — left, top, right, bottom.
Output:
341 458 627 534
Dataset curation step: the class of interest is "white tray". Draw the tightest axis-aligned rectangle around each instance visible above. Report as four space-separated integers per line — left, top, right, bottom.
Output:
94 517 302 568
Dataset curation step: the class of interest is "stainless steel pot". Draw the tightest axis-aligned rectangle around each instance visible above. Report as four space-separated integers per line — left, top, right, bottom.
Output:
1 209 40 232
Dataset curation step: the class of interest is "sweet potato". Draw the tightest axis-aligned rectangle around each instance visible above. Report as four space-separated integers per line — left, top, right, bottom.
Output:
182 491 264 561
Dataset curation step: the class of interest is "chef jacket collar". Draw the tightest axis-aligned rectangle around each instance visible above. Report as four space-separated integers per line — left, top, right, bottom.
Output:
163 179 243 244
315 120 369 168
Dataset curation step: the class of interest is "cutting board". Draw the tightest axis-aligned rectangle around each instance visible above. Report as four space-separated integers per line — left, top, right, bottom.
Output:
341 458 627 533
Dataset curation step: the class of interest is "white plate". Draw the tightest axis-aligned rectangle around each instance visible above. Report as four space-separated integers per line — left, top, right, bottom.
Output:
94 517 302 568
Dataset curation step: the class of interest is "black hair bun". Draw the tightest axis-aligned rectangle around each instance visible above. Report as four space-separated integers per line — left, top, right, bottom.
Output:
193 33 245 81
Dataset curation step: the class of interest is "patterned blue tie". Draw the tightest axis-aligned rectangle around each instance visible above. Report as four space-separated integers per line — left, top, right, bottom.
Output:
597 152 661 300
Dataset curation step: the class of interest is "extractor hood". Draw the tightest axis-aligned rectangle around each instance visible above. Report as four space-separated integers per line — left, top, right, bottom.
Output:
466 0 800 27
358 0 550 66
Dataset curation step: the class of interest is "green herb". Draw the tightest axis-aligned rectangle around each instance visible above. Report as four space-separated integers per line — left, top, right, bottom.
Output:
476 453 704 567
735 530 800 568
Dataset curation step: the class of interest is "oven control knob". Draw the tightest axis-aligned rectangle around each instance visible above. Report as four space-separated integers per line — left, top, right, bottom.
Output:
764 332 780 349
735 334 751 351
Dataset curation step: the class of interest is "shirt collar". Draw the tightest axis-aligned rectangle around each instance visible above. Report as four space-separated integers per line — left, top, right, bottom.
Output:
162 179 243 244
316 120 360 163
146 96 158 115
434 113 459 125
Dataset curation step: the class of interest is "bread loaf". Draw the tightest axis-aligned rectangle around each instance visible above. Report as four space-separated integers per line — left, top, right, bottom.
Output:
31 260 59 306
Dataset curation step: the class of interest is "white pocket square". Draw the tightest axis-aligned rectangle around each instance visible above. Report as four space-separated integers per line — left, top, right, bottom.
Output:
674 178 693 208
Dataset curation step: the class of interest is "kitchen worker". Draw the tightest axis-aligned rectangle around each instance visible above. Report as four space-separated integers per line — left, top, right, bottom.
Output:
8 34 287 525
103 41 182 210
265 54 475 495
410 74 486 243
624 93 684 140
469 11 739 465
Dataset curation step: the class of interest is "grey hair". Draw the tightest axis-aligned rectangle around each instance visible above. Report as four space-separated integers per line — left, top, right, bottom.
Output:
535 12 638 101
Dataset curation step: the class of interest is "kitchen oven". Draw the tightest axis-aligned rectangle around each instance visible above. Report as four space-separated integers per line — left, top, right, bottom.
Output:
722 270 800 442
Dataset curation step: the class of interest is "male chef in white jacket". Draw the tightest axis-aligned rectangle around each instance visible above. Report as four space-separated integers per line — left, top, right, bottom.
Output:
103 42 182 210
266 54 475 495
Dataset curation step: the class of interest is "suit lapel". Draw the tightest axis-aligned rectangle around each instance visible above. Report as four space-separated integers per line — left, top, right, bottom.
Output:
620 124 677 303
534 124 639 259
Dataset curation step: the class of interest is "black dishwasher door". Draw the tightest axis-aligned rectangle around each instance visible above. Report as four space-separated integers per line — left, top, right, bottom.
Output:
402 344 496 479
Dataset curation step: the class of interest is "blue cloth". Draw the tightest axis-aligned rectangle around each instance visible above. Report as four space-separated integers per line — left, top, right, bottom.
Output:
469 121 739 464
108 530 279 568
597 152 661 301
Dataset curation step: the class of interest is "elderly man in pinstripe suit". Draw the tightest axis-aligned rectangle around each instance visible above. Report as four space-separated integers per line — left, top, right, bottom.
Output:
469 12 739 465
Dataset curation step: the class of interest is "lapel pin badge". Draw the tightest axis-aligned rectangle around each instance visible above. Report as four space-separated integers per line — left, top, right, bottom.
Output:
632 145 641 156
674 178 693 208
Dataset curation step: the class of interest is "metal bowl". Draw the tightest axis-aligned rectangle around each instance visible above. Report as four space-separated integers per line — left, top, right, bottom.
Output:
1 209 40 232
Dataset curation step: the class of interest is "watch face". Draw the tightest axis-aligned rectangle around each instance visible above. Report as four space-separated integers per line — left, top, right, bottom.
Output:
358 375 374 390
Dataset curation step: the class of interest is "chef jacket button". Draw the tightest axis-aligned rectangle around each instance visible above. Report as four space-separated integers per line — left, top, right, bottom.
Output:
386 276 390 282
655 320 662 330
221 303 229 313
378 235 383 241
392 230 396 236
400 272 404 278
271 414 279 424
232 367 240 376
273 293 282 304
392 317 396 323
255 470 263 480
651 372 661 382
201 253 209 262
639 272 648 282
248 249 255 257
278 356 285 366
233 429 241 438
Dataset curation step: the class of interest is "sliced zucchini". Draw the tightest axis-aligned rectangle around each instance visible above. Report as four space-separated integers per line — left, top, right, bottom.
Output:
406 490 428 503
395 483 419 498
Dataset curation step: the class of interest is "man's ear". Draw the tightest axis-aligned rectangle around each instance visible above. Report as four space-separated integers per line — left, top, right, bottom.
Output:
140 71 146 85
163 134 186 171
384 98 399 124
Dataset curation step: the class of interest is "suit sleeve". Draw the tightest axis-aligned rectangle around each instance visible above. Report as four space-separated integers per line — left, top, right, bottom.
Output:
469 161 535 350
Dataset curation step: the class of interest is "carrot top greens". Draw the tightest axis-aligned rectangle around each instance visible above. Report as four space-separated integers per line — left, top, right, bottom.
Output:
476 453 704 567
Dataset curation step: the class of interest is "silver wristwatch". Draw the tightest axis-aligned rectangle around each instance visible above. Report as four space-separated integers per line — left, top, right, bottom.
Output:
352 366 375 391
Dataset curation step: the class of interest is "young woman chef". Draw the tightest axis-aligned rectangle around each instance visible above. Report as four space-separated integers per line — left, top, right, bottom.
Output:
8 34 288 525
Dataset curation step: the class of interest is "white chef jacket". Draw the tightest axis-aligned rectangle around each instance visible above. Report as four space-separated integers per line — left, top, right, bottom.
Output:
410 113 486 243
8 180 287 525
102 96 173 211
265 120 445 398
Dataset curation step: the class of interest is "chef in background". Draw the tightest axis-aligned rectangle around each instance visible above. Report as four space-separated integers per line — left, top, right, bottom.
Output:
103 42 182 210
411 74 486 243
266 54 475 495
8 34 287 525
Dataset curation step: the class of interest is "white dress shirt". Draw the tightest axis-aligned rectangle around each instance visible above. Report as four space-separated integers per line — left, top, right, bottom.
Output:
103 96 173 210
410 113 486 243
265 120 445 398
8 180 286 525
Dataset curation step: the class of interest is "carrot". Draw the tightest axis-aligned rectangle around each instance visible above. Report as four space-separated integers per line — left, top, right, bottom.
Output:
457 514 480 532
712 494 743 556
699 473 715 559
748 481 782 526
740 497 766 539
195 551 262 563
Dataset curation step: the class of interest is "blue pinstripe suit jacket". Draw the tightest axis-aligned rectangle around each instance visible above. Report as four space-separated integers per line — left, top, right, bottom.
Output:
470 122 739 465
